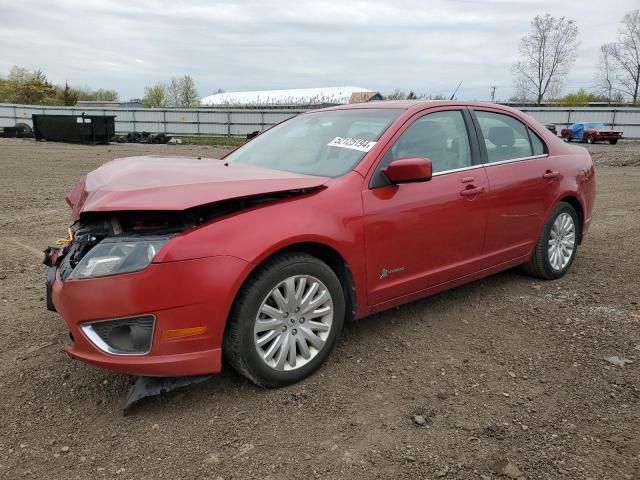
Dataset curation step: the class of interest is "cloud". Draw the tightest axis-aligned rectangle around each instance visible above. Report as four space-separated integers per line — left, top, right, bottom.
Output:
0 0 636 100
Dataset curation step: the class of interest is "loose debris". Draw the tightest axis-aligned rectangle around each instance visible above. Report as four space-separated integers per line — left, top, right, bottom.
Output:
0 122 33 138
115 131 178 145
412 414 428 427
123 375 212 414
490 458 524 479
604 356 634 367
434 465 449 477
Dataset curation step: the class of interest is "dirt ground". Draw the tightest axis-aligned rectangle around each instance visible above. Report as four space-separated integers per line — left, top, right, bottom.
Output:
0 138 639 480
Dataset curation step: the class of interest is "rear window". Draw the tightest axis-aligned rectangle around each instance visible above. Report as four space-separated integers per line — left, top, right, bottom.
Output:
529 129 546 156
475 111 537 163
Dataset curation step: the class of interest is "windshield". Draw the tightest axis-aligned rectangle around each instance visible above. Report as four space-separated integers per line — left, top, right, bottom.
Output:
225 108 403 177
583 122 606 129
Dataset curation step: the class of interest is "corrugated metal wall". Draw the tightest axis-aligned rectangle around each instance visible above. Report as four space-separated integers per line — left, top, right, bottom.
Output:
0 104 308 137
1 103 639 138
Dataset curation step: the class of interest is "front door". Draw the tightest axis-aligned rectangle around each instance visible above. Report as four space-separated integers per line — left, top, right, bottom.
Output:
362 109 489 306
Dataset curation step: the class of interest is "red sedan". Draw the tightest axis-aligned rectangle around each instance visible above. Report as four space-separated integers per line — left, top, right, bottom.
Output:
45 101 595 387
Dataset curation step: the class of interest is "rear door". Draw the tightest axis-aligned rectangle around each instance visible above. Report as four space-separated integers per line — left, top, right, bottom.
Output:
470 108 558 265
362 108 489 305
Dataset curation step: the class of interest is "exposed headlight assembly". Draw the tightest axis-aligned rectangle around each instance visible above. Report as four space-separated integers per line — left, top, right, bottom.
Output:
69 236 170 279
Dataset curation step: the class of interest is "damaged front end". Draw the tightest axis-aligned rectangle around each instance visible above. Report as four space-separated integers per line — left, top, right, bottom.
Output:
44 211 188 311
44 190 310 311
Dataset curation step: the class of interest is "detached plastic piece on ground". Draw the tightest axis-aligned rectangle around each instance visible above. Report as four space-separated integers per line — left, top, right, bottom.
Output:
122 374 213 414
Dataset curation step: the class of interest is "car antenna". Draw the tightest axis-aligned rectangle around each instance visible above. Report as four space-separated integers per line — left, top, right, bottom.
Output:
450 80 463 100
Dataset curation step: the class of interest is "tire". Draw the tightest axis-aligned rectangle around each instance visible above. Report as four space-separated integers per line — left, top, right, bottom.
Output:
223 253 345 388
523 202 580 280
563 134 571 142
587 135 595 144
609 139 618 145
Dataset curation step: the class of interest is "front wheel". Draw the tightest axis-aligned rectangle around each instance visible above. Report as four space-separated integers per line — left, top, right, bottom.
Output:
523 202 580 280
223 253 345 388
609 139 618 145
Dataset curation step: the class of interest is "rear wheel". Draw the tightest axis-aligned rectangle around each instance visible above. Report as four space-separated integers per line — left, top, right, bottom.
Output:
563 134 571 142
587 135 595 144
523 202 580 280
223 253 345 387
609 139 618 145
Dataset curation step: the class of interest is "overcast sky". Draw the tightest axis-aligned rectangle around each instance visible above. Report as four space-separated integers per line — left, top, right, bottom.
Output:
0 0 636 101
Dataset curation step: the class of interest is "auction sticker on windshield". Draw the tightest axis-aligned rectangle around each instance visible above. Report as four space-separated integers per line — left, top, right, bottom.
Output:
327 137 377 152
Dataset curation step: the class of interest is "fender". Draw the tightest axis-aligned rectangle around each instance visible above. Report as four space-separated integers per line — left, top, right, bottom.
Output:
154 171 369 317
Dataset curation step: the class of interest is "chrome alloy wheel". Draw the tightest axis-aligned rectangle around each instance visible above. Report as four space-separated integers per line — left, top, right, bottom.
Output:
548 212 576 271
254 275 334 371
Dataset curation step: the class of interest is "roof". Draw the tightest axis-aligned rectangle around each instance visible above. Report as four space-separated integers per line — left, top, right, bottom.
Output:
324 100 528 115
200 86 379 106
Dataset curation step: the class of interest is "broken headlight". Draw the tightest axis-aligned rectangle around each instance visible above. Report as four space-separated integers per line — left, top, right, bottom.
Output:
68 237 170 279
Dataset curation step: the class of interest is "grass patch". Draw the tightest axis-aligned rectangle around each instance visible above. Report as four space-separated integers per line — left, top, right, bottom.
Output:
177 136 247 147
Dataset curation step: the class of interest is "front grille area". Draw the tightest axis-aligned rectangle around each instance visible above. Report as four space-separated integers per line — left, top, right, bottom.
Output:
82 315 155 355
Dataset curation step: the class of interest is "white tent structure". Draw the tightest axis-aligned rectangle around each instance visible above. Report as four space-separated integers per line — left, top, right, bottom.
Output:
200 86 380 107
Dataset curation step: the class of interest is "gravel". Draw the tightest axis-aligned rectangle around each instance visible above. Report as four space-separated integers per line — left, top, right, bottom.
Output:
0 138 638 479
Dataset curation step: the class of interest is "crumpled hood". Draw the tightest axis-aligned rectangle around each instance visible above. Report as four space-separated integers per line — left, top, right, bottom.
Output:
66 156 329 219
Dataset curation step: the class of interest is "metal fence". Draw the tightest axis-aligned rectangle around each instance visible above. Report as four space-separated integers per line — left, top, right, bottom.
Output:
1 103 639 138
0 103 309 137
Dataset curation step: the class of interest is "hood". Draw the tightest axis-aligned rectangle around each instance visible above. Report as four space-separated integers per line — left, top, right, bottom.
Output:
66 156 329 219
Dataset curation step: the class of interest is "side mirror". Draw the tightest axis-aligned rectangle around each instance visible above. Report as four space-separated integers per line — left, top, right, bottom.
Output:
383 157 432 184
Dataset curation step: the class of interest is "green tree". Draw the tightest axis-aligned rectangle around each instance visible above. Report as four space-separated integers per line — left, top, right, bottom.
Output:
556 88 594 106
142 83 168 107
93 88 119 101
165 75 200 107
0 67 57 104
180 75 200 108
0 66 121 105
60 81 79 106
549 88 614 106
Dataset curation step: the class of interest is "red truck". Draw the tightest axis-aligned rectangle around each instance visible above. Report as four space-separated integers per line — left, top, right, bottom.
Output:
561 122 623 144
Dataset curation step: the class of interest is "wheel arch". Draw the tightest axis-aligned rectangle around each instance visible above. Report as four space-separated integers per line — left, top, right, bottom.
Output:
229 241 358 327
557 195 585 244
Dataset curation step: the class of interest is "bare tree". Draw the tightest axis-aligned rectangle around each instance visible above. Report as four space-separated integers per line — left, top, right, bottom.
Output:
597 44 616 104
166 77 182 108
604 10 640 104
512 14 580 104
385 89 407 100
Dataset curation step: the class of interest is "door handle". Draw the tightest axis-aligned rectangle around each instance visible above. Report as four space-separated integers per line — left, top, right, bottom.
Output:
460 186 484 197
543 170 560 179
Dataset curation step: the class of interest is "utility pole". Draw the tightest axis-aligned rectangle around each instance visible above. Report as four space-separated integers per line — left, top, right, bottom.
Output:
490 86 497 103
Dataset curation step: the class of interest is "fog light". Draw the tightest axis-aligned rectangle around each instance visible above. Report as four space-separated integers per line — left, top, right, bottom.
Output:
81 315 155 355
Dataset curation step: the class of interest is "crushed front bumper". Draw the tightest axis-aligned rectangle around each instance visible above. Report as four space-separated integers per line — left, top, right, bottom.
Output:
47 255 250 377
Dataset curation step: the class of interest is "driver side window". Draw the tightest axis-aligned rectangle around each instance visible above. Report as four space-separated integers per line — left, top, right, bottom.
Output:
380 110 472 178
